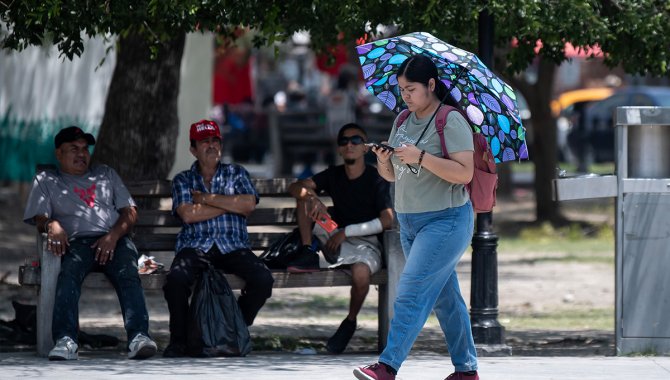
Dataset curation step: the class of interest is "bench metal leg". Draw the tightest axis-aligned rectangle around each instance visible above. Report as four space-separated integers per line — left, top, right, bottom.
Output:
380 229 404 352
36 232 59 357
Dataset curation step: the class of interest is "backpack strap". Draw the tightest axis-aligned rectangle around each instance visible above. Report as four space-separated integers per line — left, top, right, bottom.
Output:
396 109 411 129
433 105 459 159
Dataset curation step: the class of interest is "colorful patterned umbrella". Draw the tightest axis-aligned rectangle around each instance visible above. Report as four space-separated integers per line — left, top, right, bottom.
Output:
356 32 528 163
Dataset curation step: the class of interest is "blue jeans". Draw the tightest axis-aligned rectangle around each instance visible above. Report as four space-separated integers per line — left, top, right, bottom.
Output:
52 236 150 344
380 202 477 372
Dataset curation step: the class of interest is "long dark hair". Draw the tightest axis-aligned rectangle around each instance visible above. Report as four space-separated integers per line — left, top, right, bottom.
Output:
397 54 459 109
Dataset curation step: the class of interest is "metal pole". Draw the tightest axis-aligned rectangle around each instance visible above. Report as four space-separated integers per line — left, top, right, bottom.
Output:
470 9 506 347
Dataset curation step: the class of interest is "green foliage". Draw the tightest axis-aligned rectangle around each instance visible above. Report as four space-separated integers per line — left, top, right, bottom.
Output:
499 308 614 330
2 0 669 76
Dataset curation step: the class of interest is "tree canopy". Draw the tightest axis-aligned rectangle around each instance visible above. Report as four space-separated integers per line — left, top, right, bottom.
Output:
4 1 669 75
2 0 669 221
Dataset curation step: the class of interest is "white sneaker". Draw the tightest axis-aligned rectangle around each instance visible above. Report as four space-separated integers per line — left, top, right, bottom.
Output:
48 336 78 360
128 333 157 360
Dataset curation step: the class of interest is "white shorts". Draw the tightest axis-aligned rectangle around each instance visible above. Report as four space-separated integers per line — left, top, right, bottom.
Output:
312 223 383 274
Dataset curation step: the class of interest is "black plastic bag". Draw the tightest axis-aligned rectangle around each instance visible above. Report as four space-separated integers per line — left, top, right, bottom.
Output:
186 266 252 357
258 228 303 269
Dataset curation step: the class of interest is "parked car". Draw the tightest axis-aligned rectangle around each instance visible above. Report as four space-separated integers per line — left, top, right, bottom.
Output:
552 87 615 164
569 86 670 169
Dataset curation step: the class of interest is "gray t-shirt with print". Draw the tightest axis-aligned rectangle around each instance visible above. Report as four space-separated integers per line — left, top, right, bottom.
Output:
23 165 136 238
388 109 474 213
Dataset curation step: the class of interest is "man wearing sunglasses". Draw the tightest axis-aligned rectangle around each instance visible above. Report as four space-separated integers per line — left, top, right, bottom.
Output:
287 123 394 354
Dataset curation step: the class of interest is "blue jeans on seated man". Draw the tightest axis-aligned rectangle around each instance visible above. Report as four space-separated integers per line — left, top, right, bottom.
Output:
52 235 150 344
379 201 478 373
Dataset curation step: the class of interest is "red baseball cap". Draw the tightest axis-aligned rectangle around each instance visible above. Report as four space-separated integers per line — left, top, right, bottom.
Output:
189 119 221 141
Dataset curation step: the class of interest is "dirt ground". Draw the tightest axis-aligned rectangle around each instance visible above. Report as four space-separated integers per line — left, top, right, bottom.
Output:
0 183 616 356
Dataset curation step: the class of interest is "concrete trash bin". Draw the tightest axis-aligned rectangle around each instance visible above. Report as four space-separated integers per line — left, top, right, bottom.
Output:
615 107 670 355
553 107 670 355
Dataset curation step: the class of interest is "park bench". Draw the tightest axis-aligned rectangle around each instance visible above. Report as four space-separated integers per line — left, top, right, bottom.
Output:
268 109 396 175
19 172 404 357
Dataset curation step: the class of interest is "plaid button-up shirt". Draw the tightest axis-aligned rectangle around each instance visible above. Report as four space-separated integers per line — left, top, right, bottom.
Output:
172 161 259 255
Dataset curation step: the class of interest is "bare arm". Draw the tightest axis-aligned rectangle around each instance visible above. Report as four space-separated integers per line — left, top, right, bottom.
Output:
378 208 394 230
394 145 474 184
34 214 52 234
420 150 474 184
34 214 69 257
288 178 318 200
190 191 257 218
371 145 396 182
288 178 328 220
176 201 225 224
109 206 137 239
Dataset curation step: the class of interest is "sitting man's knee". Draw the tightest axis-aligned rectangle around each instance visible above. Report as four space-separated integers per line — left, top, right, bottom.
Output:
255 270 275 296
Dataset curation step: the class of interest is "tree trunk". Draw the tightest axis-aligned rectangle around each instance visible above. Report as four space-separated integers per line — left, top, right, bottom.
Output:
92 33 186 181
525 59 563 222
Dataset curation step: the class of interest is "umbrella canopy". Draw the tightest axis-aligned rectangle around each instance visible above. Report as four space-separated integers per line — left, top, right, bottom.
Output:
356 32 528 163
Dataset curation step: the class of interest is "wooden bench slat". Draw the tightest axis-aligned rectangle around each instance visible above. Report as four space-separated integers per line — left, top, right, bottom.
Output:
126 178 298 198
132 232 291 252
136 208 299 227
26 270 388 290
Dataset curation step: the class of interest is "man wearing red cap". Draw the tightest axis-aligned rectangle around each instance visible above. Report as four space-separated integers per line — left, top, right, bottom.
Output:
162 120 274 357
23 126 157 361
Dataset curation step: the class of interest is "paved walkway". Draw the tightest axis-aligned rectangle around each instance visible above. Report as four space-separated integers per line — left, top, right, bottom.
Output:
1 351 670 379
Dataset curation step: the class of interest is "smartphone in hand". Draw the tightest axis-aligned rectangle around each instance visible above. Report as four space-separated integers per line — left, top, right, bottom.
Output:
365 142 395 152
316 213 338 233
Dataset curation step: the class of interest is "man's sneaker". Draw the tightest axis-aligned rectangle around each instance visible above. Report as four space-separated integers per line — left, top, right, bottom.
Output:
287 246 320 273
354 363 396 380
326 318 356 354
48 336 78 360
128 333 157 360
445 371 479 380
163 342 187 358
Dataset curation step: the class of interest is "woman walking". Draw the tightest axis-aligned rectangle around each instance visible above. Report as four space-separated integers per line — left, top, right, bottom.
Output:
354 54 478 380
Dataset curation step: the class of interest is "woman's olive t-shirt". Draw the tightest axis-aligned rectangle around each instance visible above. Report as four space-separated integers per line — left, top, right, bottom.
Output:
388 109 474 213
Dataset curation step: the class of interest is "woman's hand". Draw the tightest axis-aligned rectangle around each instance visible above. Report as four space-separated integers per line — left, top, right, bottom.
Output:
394 144 422 164
371 141 394 163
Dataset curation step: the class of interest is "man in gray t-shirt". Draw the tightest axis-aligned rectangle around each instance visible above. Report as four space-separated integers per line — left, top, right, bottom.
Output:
23 126 156 361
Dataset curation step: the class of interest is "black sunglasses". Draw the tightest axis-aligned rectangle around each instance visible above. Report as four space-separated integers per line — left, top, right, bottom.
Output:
337 135 366 146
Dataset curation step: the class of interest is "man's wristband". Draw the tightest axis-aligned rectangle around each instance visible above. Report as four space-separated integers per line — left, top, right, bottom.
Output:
418 150 426 167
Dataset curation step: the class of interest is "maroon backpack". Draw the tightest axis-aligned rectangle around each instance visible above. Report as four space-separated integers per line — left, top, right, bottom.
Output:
397 106 498 213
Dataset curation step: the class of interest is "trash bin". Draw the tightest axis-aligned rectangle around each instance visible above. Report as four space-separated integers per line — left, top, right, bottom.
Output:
553 107 670 355
615 107 670 355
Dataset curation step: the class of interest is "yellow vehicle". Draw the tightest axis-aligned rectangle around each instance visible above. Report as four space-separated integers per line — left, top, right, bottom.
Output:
550 87 615 117
551 87 615 164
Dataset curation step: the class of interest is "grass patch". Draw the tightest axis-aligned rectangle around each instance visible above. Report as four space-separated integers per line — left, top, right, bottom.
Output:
498 308 614 331
425 308 613 331
510 162 615 175
496 222 615 264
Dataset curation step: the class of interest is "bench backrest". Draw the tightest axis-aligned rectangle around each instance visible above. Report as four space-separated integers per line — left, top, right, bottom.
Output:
128 178 299 262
